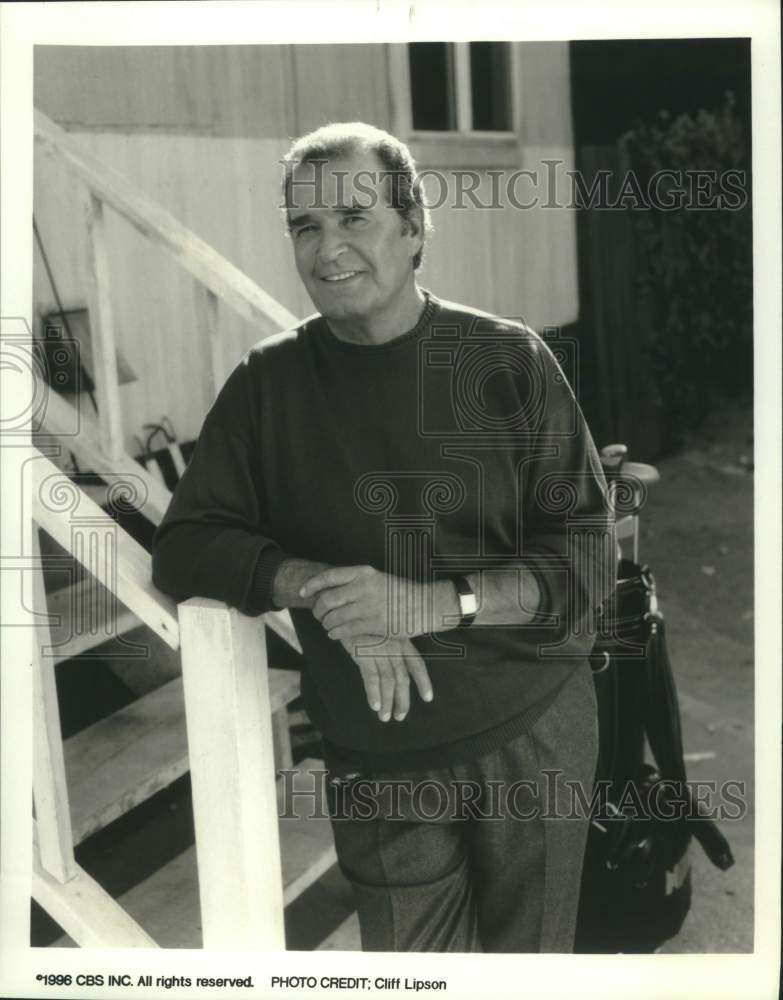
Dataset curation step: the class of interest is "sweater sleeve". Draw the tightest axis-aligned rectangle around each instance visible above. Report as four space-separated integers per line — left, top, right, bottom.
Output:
151 359 287 615
519 345 616 656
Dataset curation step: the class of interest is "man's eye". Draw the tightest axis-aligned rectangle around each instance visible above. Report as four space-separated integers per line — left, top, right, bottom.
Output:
345 214 367 225
292 225 316 238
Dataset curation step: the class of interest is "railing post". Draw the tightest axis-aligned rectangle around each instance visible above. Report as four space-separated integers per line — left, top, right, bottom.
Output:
82 189 125 462
31 527 77 884
193 281 224 401
178 598 285 949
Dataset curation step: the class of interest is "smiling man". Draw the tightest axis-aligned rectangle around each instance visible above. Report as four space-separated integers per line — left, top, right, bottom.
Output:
152 122 615 953
286 145 425 340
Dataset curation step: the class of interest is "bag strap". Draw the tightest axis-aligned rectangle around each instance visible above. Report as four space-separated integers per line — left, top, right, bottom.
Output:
638 580 735 871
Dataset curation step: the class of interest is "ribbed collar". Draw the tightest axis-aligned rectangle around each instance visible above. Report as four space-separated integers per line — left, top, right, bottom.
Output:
317 291 438 355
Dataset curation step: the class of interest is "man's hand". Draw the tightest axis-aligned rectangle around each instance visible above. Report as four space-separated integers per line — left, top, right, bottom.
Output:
299 564 452 641
275 561 436 720
338 634 433 723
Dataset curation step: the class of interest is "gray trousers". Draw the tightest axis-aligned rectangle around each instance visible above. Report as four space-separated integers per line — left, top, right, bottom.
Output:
326 662 599 953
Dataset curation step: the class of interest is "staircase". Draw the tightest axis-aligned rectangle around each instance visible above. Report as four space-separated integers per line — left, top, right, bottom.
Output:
30 111 357 950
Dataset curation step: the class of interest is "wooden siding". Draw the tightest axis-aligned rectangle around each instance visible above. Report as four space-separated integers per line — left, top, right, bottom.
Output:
418 144 578 330
517 41 574 146
292 45 391 134
34 44 390 138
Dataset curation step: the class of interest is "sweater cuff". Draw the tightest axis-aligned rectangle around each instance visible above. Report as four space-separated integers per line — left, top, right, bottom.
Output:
247 544 289 614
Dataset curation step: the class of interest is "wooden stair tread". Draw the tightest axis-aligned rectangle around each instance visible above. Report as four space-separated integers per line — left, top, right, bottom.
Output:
65 677 188 845
42 852 200 949
32 372 172 527
33 856 158 949
278 758 337 907
66 671 301 844
46 577 140 661
270 669 301 713
53 758 337 948
33 454 180 651
117 849 202 949
317 912 360 951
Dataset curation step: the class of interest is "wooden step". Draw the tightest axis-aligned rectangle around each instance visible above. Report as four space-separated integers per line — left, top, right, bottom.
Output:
46 578 140 662
34 855 158 949
50 758 336 949
33 455 180 651
278 758 337 907
317 912 360 951
65 671 301 844
32 370 172 527
116 760 336 948
117 849 201 949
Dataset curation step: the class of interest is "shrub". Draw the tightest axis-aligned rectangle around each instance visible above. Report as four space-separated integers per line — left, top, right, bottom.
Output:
620 93 753 444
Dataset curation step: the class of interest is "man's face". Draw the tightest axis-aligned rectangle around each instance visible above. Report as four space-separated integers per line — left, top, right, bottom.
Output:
287 149 423 333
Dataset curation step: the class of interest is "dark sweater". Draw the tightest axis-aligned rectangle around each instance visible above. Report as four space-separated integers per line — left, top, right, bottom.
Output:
152 294 615 770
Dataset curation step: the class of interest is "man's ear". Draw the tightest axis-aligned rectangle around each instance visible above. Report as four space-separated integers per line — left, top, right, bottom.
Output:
403 205 425 253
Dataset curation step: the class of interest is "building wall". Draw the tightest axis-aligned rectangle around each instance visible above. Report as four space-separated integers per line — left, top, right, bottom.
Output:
34 42 577 446
33 44 392 137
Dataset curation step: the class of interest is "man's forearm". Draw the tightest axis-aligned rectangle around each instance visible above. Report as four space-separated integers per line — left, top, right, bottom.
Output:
429 566 541 632
294 562 543 638
470 567 541 626
273 558 334 609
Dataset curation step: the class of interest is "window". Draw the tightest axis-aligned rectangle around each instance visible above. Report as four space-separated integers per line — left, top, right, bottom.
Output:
408 41 513 134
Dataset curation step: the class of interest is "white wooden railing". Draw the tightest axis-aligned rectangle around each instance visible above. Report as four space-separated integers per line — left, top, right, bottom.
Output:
32 451 292 947
31 112 306 948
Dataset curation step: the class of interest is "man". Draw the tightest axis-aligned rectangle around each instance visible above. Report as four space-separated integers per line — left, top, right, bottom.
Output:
152 122 615 953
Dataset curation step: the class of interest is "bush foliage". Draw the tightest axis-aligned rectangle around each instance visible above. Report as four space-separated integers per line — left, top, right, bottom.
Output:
620 93 753 442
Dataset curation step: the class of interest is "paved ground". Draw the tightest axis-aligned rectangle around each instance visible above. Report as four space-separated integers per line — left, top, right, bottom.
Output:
638 404 755 952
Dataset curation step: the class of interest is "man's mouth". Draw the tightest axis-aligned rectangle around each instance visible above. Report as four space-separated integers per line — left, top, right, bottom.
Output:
321 270 362 283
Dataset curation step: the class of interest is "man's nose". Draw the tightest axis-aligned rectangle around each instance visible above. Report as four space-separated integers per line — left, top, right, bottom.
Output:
315 226 347 265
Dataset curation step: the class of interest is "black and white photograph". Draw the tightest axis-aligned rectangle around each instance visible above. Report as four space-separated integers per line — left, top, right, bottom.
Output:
0 2 780 999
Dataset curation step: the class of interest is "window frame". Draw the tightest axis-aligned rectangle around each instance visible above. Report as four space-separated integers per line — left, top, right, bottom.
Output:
387 41 521 167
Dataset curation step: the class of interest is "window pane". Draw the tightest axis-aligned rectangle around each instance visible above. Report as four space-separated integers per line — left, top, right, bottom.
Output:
470 42 512 131
408 42 457 131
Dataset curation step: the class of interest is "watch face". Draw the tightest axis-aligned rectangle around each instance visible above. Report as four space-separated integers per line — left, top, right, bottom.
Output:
454 576 478 624
461 591 479 617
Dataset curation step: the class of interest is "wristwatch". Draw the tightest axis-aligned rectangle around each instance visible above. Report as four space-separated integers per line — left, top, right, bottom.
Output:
453 575 478 627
